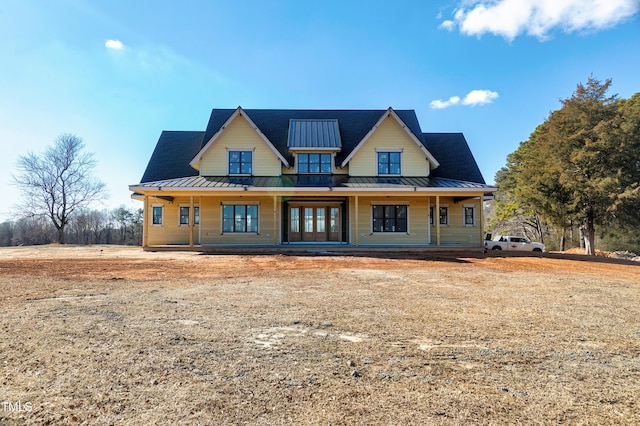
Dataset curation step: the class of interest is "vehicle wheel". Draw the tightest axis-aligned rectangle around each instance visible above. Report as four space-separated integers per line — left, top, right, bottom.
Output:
492 246 502 250
533 248 542 252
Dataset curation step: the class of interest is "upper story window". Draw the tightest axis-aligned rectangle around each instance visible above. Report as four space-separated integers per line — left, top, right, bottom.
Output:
229 150 252 175
377 151 401 175
298 153 331 174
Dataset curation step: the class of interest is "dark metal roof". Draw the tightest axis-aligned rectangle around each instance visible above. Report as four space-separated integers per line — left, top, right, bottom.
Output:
287 119 342 149
133 175 493 191
423 133 486 184
202 109 426 166
140 131 204 183
136 110 488 187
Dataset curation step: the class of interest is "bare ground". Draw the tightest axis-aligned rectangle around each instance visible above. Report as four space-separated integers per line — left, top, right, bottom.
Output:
0 245 639 425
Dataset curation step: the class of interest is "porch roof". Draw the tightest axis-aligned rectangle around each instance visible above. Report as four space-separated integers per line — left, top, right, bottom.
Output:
130 175 496 193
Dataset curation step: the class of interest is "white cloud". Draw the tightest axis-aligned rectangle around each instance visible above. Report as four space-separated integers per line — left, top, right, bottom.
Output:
105 39 125 50
462 89 499 106
430 90 498 109
441 0 640 40
430 96 461 109
439 20 455 31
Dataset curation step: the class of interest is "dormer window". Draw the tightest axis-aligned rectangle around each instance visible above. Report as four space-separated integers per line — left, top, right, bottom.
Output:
228 150 252 175
298 153 332 174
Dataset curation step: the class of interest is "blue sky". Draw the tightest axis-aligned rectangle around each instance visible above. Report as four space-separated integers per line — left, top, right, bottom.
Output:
1 0 639 221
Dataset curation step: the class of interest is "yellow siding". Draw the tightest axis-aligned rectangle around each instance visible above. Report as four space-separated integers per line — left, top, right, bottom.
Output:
348 116 430 177
144 193 483 247
430 197 483 246
351 196 430 245
199 196 277 245
199 114 282 176
146 197 200 246
347 196 483 246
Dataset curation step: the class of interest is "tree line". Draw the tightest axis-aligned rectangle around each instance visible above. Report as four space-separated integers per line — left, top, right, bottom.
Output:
488 77 640 254
0 206 143 247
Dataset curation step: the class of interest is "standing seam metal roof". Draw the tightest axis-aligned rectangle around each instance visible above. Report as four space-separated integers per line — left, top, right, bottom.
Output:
287 119 342 149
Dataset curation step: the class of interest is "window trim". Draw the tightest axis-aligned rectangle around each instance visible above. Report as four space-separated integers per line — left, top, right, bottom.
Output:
221 203 260 234
463 205 476 227
179 205 190 226
297 152 332 174
439 205 449 226
151 205 163 226
370 203 409 234
178 205 200 226
227 148 254 176
194 206 200 225
376 149 402 176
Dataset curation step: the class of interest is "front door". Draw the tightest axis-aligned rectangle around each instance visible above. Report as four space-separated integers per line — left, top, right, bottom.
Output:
289 204 341 242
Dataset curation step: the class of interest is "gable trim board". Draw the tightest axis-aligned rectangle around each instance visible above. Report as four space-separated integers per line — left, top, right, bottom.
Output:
340 108 439 169
131 107 496 249
190 107 290 170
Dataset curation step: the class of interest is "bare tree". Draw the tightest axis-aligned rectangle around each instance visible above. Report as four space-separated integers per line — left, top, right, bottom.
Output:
13 133 107 244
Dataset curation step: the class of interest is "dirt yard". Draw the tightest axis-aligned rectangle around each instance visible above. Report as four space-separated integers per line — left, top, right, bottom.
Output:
1 245 639 425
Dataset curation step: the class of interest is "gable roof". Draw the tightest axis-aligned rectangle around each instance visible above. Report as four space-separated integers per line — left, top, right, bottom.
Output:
140 131 204 183
423 133 486 184
190 107 290 169
339 108 439 168
136 110 488 187
201 108 427 166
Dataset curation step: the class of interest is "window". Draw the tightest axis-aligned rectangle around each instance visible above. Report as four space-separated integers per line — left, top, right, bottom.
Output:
179 206 200 226
464 206 475 226
429 207 434 225
439 206 449 225
152 206 163 225
222 204 258 233
229 151 252 175
179 207 189 225
298 153 331 173
372 205 407 233
377 151 401 175
290 207 300 232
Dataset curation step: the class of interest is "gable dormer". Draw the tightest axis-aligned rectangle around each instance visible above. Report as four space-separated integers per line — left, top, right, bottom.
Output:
287 119 342 174
189 107 289 176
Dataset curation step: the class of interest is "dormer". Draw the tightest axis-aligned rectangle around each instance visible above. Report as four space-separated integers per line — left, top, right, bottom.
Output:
287 119 342 174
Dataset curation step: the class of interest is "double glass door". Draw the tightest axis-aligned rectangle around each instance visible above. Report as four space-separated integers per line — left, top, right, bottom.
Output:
289 205 340 242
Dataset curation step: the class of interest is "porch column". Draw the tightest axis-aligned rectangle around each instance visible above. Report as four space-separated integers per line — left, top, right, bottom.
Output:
436 195 441 246
427 196 431 244
479 193 484 246
143 195 149 248
189 195 194 247
354 195 359 246
273 195 278 246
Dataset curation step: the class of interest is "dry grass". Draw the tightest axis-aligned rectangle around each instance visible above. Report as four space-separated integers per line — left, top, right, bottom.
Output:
1 245 639 425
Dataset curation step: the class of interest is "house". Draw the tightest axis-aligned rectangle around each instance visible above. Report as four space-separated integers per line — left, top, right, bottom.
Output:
129 107 496 250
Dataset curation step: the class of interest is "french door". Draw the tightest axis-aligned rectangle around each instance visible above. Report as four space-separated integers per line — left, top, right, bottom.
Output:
289 204 340 242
